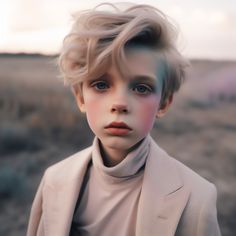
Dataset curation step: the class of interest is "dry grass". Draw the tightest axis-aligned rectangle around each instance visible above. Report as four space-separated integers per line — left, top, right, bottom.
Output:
0 54 236 236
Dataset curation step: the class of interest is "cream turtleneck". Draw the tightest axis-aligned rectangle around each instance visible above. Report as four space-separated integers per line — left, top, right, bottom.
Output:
70 135 151 236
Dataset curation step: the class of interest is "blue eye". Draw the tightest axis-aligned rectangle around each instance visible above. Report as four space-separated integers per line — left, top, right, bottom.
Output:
133 84 153 95
91 81 109 91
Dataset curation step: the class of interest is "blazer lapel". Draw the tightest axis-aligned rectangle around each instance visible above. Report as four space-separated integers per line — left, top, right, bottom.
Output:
136 138 190 236
43 147 92 236
41 138 189 236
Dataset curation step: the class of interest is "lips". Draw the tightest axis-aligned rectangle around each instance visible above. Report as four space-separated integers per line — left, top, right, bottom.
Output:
105 122 132 135
105 122 132 130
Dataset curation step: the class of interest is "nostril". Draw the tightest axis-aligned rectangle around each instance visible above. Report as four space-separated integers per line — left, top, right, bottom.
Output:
111 104 128 113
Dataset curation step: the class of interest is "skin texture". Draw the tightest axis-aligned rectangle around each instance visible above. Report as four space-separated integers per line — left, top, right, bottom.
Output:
74 49 173 166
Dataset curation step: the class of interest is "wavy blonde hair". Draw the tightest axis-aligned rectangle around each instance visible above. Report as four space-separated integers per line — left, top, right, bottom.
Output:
58 2 188 107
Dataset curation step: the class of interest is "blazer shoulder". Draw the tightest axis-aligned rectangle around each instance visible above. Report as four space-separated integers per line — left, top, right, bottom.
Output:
150 138 216 196
43 145 92 187
170 155 218 216
172 157 216 194
152 139 215 193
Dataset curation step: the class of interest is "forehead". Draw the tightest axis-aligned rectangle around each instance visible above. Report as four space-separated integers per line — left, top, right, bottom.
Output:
126 47 157 70
108 47 163 83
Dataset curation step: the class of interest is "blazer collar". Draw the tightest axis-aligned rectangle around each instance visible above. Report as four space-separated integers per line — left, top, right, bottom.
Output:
136 137 190 236
43 137 190 236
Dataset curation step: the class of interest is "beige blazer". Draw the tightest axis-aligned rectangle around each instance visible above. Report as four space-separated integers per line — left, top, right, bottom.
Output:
27 138 221 236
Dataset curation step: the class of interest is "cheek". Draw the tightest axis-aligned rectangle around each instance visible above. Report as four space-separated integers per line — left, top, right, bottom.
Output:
138 108 156 132
84 97 105 131
136 96 161 132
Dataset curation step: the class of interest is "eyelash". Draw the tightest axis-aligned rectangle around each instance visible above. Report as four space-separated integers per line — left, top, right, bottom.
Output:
90 80 154 95
90 81 109 91
132 84 154 95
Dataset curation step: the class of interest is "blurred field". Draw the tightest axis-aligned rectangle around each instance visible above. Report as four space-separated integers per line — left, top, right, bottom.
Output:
0 54 235 236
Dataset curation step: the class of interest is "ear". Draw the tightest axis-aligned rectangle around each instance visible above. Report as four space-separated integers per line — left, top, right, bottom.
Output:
156 94 173 118
71 84 86 113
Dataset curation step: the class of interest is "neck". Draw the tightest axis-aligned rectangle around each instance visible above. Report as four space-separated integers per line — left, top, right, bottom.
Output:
98 139 144 167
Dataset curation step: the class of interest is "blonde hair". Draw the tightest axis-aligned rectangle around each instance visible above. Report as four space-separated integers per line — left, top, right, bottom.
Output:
58 2 188 107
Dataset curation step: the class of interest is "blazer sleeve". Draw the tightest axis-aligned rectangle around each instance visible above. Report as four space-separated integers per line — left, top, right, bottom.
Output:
27 175 45 236
196 184 221 236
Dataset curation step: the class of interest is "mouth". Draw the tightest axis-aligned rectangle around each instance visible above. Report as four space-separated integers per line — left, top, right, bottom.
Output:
105 122 132 130
105 122 132 135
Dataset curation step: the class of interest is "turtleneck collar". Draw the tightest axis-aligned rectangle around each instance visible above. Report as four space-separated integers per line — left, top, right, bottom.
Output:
92 135 151 180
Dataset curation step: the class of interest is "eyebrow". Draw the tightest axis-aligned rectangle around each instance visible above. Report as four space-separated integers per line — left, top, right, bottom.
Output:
101 72 157 84
130 74 157 83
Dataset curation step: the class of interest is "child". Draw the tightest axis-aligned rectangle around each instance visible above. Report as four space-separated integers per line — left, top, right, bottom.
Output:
27 3 221 236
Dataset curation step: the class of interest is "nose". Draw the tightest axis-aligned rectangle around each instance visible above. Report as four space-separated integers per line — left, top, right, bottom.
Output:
111 104 128 114
110 85 130 114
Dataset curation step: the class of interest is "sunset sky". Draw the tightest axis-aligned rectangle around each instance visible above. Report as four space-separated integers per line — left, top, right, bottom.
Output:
1 0 236 60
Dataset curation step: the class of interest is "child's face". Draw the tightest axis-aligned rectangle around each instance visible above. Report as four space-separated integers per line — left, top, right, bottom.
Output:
75 49 172 155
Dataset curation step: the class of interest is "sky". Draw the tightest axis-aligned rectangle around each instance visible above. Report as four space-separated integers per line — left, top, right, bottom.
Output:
1 0 236 60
